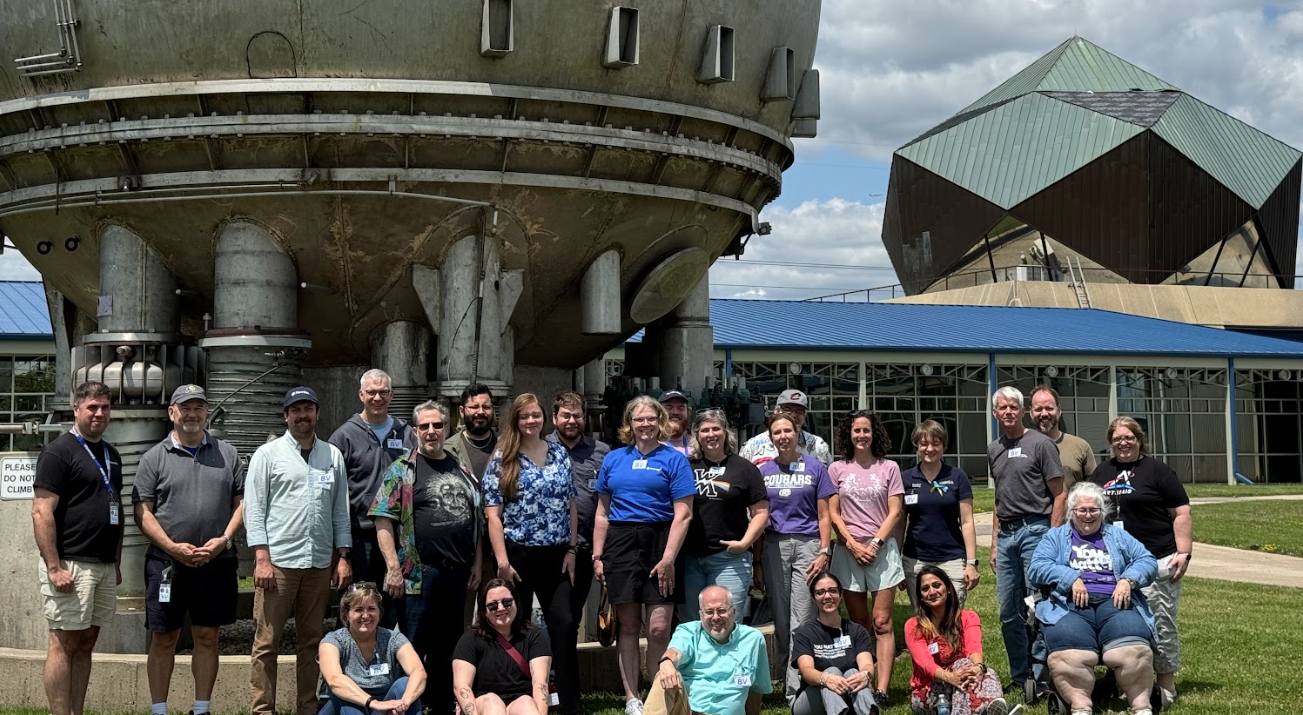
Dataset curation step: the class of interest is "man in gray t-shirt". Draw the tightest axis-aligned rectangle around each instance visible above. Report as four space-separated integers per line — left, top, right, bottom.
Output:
987 386 1065 693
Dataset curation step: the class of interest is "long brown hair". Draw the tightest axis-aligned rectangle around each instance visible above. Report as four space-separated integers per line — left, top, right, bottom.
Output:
496 393 543 501
909 565 964 654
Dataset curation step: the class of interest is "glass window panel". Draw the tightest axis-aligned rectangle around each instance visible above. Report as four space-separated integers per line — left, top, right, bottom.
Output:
13 434 41 451
919 375 956 396
1191 415 1226 453
1236 454 1261 481
15 395 43 412
1075 413 1110 454
809 394 831 412
1263 414 1299 454
0 356 12 392
959 455 989 482
832 396 855 413
1191 455 1227 483
956 413 987 457
878 413 912 457
959 373 989 397
1265 455 1299 483
1165 455 1193 483
0 395 10 412
13 358 55 393
1160 414 1192 454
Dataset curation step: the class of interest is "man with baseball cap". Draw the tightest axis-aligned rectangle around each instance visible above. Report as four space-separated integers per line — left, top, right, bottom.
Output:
739 389 832 466
133 384 246 715
659 390 692 454
245 386 352 715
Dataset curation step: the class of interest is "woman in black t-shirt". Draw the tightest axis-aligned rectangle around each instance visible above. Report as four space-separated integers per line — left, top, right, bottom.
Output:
790 572 877 715
452 579 552 715
683 409 769 622
1091 417 1191 706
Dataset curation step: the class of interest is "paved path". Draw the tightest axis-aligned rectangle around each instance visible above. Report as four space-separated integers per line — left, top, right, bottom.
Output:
972 504 1303 589
1188 494 1303 505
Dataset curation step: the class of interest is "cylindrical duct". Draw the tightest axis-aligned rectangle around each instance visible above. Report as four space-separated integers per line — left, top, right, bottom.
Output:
104 409 171 596
371 320 432 420
205 345 303 454
98 224 180 334
657 276 713 398
581 250 622 335
213 221 297 329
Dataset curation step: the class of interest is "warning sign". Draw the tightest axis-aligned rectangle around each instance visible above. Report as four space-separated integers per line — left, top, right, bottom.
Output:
1 454 39 500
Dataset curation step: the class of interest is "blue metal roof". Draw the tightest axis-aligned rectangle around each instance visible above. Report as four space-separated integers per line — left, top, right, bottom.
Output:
0 281 51 339
634 300 1303 358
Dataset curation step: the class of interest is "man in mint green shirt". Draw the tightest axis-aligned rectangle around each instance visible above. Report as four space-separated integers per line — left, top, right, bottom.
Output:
647 585 771 715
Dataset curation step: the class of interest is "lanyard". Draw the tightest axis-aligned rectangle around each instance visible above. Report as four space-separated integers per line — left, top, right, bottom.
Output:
72 430 114 497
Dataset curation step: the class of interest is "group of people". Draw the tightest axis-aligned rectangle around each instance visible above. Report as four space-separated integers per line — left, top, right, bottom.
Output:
31 377 1191 715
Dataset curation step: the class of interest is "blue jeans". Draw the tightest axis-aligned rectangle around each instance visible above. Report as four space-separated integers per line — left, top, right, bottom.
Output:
320 677 420 715
405 562 471 715
348 528 402 629
995 518 1049 686
680 549 753 621
1043 594 1152 654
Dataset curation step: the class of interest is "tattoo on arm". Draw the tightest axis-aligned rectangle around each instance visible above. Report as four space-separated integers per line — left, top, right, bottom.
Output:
457 689 476 715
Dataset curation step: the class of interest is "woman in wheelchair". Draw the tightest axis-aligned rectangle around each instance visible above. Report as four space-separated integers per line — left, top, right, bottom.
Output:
1028 482 1158 715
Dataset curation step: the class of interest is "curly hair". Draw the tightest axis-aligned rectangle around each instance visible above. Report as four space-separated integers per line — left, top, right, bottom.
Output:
835 409 891 461
617 396 671 445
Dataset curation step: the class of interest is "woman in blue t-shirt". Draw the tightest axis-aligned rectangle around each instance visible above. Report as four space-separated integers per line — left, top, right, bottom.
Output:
483 393 579 714
900 420 979 609
592 395 696 715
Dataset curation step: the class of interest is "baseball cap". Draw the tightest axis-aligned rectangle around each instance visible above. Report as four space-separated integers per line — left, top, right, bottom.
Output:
658 390 688 404
170 384 208 405
776 389 809 408
283 386 320 408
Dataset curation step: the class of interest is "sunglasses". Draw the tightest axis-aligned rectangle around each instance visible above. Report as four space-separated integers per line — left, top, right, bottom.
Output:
486 598 516 611
417 422 446 431
347 581 379 592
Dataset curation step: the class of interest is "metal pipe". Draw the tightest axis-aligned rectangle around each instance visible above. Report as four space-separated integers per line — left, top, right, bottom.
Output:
214 221 297 329
13 51 67 63
15 65 77 77
15 59 75 71
99 225 179 334
581 250 622 335
371 320 432 419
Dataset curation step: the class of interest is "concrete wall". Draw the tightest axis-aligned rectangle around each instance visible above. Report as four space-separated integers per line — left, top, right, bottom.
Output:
512 365 579 406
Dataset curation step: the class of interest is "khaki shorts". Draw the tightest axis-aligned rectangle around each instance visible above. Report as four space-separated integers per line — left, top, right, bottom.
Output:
831 536 905 593
39 559 117 630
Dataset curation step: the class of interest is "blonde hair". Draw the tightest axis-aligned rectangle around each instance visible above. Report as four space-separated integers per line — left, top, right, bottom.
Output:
340 583 384 624
617 396 671 445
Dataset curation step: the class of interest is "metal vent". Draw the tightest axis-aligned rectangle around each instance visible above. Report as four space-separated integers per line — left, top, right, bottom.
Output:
698 25 735 84
793 69 821 119
481 0 514 58
603 6 640 68
762 46 796 101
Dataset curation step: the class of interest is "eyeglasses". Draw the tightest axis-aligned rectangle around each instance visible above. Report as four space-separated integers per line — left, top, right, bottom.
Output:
631 416 658 425
347 581 379 592
1073 508 1102 516
486 598 516 611
813 587 841 597
1110 435 1137 444
700 606 734 618
363 389 392 398
416 422 446 431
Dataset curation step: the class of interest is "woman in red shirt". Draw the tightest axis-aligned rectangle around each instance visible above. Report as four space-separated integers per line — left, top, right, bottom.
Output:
905 566 1015 715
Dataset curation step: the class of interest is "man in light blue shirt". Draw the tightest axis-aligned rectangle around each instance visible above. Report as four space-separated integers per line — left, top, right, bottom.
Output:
245 386 352 715
647 585 771 715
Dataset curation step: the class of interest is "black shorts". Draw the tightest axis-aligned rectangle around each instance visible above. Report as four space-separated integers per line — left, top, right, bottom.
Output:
144 554 238 632
603 521 685 605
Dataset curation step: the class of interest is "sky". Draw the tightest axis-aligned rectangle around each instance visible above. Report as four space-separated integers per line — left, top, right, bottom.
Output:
5 2 1303 304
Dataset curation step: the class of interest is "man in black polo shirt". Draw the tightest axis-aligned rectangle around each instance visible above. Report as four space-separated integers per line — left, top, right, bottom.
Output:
32 381 124 715
133 385 246 715
545 391 610 715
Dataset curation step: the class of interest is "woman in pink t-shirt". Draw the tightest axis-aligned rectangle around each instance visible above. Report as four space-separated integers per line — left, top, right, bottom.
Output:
828 410 905 704
905 566 1012 715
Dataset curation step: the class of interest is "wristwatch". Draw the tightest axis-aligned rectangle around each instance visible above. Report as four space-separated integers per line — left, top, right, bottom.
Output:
870 537 884 548
591 553 603 562
817 547 831 558
966 558 979 566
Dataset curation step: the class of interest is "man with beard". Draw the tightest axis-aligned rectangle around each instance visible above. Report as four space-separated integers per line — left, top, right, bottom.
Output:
659 390 692 454
739 389 833 466
987 386 1064 697
545 391 611 715
133 385 245 715
246 387 352 715
371 399 482 715
445 383 498 480
646 585 772 715
32 381 123 715
1029 385 1096 489
329 369 415 627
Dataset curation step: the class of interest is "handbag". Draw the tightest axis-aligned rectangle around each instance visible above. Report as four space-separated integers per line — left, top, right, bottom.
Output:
494 631 559 711
597 586 617 647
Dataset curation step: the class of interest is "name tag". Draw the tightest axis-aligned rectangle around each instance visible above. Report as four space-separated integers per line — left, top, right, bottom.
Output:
1008 447 1023 458
632 460 649 470
1116 521 1125 532
549 692 559 707
109 502 120 525
707 467 725 477
790 461 805 472
928 642 939 655
904 494 919 506
386 439 403 450
587 478 598 490
158 583 172 603
732 674 752 688
368 663 390 677
314 469 335 487
833 635 851 648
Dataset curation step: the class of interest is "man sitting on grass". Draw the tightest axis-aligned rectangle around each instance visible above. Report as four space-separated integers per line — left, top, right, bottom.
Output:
645 586 771 715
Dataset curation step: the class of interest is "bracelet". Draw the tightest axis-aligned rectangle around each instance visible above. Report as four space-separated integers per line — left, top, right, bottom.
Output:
364 696 375 711
819 673 827 687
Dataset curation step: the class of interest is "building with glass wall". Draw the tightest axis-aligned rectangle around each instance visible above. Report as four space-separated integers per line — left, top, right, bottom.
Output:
616 300 1303 483
0 281 56 451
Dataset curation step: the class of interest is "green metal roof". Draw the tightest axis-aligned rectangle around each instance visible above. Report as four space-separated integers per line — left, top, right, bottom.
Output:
1151 94 1303 208
962 37 1178 114
898 92 1143 209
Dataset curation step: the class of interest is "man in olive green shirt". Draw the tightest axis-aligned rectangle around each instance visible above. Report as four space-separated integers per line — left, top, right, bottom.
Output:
1030 385 1096 488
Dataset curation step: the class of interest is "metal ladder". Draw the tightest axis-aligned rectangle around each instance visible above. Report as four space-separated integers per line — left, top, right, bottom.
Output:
1066 255 1093 309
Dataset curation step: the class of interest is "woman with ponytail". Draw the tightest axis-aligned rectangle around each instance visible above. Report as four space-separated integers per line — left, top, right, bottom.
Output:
483 393 579 711
904 566 1014 715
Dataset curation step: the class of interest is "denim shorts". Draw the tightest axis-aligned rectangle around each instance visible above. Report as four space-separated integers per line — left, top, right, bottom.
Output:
1043 593 1151 654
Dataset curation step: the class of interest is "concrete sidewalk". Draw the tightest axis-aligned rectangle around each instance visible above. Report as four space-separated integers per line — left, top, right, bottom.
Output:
972 509 1303 589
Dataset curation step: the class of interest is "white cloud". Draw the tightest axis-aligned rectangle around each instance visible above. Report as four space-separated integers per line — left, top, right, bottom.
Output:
0 246 41 281
710 198 890 300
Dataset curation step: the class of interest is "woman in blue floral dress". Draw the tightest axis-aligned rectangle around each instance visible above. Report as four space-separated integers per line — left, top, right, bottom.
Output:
483 393 579 713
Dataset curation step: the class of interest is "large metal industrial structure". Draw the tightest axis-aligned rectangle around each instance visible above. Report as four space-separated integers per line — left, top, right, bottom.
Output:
882 36 1303 295
0 0 823 595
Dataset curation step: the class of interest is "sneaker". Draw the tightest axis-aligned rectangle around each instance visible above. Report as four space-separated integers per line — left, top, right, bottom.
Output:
1160 688 1177 708
624 698 644 715
986 697 1010 715
872 690 889 708
1006 705 1025 715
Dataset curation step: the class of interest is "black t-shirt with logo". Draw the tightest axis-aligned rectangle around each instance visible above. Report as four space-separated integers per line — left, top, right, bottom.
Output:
685 454 767 557
1091 456 1189 559
33 431 125 563
791 617 874 674
412 453 479 567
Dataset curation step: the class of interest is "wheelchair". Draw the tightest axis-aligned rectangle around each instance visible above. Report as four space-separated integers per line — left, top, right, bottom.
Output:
1023 587 1163 715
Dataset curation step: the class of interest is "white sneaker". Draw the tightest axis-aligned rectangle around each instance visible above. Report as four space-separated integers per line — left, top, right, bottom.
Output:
1006 705 1025 715
624 698 644 715
986 697 1009 715
1161 688 1178 708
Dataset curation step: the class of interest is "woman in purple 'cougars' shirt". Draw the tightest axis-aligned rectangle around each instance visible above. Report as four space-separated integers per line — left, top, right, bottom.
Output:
754 410 836 703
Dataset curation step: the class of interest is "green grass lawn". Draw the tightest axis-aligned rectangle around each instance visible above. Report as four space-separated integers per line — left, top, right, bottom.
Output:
1184 483 1303 499
1191 499 1303 557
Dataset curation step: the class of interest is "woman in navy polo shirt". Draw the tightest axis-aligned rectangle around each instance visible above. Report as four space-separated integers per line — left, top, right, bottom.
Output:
592 395 696 715
901 420 979 609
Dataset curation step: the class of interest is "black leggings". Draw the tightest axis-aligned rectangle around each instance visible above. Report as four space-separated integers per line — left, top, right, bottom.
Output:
507 539 580 714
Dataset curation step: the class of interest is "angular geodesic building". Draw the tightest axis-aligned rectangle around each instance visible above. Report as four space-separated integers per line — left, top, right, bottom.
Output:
882 36 1303 293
